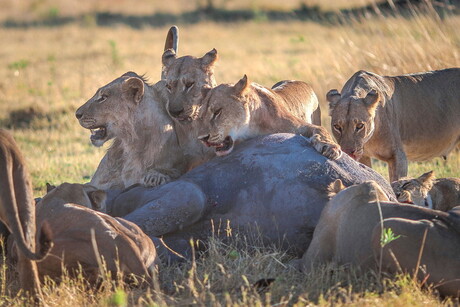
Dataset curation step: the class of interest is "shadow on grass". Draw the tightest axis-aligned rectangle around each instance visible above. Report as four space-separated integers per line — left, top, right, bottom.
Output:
2 0 459 29
1 106 75 129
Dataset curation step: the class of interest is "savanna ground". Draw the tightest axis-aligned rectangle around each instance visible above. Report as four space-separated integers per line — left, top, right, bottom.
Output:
0 0 459 305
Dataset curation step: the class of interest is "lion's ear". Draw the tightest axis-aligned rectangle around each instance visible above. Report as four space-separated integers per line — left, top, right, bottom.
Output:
88 190 107 212
326 89 341 111
162 48 177 68
417 170 435 189
122 77 144 104
46 183 56 193
201 84 212 98
234 75 249 97
164 26 179 53
364 89 380 110
327 179 346 198
201 48 218 69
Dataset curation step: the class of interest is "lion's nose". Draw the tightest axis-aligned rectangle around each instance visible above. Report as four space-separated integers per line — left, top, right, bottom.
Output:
75 109 83 120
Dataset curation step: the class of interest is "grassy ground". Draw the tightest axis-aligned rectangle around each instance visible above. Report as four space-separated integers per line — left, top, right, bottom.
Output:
0 0 459 305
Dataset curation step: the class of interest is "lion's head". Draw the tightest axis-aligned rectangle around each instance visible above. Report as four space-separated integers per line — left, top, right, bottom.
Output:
391 171 435 207
162 48 218 121
198 75 251 156
327 89 381 161
44 183 107 212
75 72 146 147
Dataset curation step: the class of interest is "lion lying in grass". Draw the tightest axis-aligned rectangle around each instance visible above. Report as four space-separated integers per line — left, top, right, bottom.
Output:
297 180 460 297
197 75 340 159
327 68 460 181
391 171 460 211
9 183 157 285
0 129 52 299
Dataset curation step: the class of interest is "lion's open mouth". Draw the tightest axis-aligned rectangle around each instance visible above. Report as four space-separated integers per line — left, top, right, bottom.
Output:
90 126 107 144
201 136 234 156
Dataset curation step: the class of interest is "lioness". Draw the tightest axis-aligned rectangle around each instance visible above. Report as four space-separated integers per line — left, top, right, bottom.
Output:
162 47 218 121
76 72 187 189
298 180 460 297
327 68 460 181
198 75 340 159
0 129 52 299
10 183 157 284
372 213 460 298
161 45 220 169
392 170 460 211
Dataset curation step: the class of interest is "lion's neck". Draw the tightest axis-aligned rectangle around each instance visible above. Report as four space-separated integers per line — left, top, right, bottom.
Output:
118 86 178 170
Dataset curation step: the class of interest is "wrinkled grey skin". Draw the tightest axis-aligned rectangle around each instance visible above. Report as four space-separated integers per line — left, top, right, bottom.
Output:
107 134 395 259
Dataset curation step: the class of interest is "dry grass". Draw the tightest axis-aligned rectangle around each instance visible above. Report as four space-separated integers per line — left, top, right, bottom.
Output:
0 0 459 305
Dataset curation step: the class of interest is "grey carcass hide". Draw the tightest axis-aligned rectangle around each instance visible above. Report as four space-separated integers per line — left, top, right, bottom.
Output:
107 134 396 258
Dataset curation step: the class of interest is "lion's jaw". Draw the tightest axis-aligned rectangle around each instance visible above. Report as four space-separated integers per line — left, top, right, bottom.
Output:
77 114 117 147
200 135 235 156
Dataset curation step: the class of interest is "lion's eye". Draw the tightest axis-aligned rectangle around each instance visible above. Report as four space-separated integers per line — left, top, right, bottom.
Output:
355 123 364 131
333 124 342 132
166 83 172 91
97 95 107 103
212 108 222 120
185 81 195 89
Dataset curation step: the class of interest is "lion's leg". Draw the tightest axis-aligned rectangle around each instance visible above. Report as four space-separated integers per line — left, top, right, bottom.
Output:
17 254 42 299
388 149 408 182
296 125 341 159
298 226 336 274
142 168 181 187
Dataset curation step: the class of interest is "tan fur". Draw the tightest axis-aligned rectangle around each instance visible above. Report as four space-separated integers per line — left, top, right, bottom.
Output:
161 40 220 168
392 171 460 211
198 75 340 159
372 215 460 297
299 180 460 297
327 68 460 181
11 183 158 284
0 130 52 299
162 48 218 121
76 72 187 189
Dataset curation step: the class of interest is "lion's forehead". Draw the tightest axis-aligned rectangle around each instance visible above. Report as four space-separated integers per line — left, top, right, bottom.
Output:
165 57 202 77
332 101 372 124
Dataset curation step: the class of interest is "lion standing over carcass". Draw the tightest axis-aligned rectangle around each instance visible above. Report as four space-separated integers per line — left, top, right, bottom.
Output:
327 68 460 181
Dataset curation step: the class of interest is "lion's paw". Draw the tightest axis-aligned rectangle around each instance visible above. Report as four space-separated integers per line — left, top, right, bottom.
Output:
310 134 342 160
142 170 172 187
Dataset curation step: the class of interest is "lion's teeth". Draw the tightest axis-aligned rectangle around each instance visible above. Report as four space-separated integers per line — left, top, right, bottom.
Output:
90 127 105 136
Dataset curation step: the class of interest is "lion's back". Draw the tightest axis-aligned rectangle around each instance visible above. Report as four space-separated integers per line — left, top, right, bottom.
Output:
271 80 319 123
